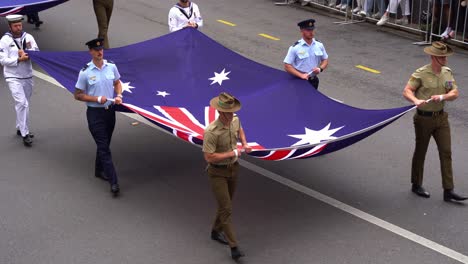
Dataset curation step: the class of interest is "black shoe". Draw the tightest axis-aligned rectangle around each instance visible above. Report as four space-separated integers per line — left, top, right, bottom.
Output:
411 184 430 198
231 247 245 261
35 21 43 28
444 189 468 202
23 134 33 147
95 171 109 181
110 184 120 196
17 130 34 138
211 230 229 245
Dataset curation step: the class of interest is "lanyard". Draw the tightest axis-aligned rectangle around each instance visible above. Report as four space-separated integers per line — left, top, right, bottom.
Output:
176 4 193 20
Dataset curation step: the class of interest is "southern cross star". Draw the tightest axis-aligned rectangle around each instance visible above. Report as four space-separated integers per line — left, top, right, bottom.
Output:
121 81 135 93
208 68 231 86
156 91 171 97
288 123 344 146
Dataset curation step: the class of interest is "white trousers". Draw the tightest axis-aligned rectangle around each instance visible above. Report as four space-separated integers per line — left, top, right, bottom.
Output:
386 0 410 15
6 78 33 137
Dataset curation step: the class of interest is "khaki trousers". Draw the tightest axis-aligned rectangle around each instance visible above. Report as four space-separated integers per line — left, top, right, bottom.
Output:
208 163 239 247
411 112 454 190
93 0 114 49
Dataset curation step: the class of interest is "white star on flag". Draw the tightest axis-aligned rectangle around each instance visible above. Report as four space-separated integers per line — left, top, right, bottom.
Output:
157 91 171 97
208 68 231 86
121 81 135 93
288 123 344 146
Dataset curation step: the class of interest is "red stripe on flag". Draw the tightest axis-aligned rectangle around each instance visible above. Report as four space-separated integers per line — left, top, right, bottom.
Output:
300 144 327 158
261 150 293 161
208 107 216 124
176 131 190 142
160 106 205 136
124 105 192 134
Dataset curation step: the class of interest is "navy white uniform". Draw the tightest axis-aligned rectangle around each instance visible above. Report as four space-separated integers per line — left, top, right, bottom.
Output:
0 30 39 138
168 2 203 32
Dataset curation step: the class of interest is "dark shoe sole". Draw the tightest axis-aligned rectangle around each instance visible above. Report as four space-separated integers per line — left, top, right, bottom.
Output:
412 190 430 198
17 131 34 138
211 236 229 245
444 197 468 202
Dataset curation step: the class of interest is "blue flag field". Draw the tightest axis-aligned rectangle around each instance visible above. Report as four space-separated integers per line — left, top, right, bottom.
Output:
29 28 414 161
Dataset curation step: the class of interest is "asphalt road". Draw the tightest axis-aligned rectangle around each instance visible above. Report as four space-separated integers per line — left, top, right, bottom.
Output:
1 0 468 263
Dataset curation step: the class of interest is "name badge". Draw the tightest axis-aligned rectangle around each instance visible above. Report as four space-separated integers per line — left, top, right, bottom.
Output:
90 76 96 81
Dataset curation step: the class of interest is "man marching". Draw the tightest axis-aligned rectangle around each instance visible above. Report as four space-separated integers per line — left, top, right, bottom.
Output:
284 19 328 90
403 41 467 203
74 38 123 196
203 92 251 261
0 14 39 147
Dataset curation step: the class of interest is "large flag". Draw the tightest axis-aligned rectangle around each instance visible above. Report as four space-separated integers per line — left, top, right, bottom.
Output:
29 28 414 161
0 0 68 16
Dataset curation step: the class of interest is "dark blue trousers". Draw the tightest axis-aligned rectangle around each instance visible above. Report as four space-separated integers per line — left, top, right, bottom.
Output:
308 76 319 90
87 106 118 185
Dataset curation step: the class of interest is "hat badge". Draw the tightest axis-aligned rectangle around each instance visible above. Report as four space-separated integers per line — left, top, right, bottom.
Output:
96 41 101 46
309 22 313 26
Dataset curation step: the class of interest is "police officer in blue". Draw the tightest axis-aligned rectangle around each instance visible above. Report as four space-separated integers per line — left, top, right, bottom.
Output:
74 38 123 196
284 19 329 90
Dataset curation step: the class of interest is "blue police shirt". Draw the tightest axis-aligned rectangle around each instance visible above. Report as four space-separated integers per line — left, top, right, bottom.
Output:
283 38 328 73
75 60 121 107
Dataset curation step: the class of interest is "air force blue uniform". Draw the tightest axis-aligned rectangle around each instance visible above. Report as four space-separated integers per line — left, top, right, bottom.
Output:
75 58 121 186
283 38 328 74
284 19 328 89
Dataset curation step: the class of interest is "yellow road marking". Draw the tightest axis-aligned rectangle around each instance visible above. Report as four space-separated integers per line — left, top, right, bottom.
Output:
356 65 381 74
217 19 236 26
258 33 280 41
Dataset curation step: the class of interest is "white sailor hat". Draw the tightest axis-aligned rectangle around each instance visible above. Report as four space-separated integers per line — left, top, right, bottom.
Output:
5 14 24 23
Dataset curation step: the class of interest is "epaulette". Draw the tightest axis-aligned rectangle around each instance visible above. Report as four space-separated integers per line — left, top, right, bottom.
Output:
106 60 115 64
292 41 300 47
81 63 89 71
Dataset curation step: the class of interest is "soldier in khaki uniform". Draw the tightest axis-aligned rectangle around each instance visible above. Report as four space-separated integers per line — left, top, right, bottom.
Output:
202 92 252 260
403 41 467 202
93 0 114 49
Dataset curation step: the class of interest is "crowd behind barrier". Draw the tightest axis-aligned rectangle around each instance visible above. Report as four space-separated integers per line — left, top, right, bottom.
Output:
277 0 468 47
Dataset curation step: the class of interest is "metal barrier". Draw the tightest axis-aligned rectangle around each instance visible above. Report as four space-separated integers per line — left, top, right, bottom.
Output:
276 0 468 47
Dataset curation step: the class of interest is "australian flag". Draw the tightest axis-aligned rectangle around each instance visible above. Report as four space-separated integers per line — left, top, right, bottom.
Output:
0 0 68 16
29 28 413 161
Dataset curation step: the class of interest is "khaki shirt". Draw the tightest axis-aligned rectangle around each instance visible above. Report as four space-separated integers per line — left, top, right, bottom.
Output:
202 116 241 165
407 64 458 112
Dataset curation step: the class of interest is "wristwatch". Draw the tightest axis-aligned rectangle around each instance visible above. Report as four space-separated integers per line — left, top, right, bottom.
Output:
117 94 123 98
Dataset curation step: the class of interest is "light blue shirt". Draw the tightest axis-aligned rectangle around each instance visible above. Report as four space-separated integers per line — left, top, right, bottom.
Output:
283 38 328 73
75 60 121 107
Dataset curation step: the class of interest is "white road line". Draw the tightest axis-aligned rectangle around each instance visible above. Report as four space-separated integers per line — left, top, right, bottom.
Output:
32 70 468 264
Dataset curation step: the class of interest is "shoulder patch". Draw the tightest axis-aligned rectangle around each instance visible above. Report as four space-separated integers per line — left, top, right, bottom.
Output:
81 63 89 71
292 41 300 47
